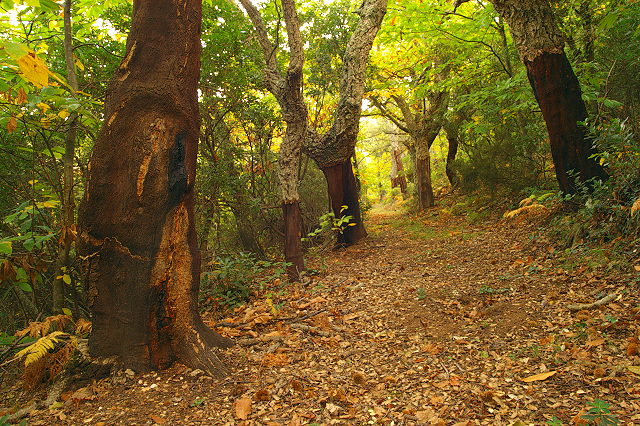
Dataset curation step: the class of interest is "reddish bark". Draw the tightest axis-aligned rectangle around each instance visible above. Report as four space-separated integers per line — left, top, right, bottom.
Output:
391 148 407 195
322 161 367 246
78 0 232 374
282 202 304 279
525 52 607 193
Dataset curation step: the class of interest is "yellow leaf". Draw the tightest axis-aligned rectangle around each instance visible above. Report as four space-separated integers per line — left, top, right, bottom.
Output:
16 52 49 88
36 102 50 112
521 370 557 382
628 366 640 375
6 116 17 133
58 109 70 119
234 397 251 420
74 55 84 71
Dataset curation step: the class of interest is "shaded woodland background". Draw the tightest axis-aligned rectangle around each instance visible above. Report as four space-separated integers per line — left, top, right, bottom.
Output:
0 0 639 397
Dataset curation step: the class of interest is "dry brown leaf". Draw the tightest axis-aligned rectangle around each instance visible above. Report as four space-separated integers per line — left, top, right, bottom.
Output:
586 338 605 347
234 397 251 420
254 388 271 401
149 414 166 424
521 370 557 382
299 296 327 309
261 353 289 367
6 116 17 133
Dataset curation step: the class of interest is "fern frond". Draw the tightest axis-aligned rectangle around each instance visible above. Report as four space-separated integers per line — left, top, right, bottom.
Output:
15 314 73 338
14 331 69 367
75 318 92 335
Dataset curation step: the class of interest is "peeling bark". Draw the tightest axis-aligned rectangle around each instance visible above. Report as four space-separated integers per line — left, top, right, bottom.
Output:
490 0 607 193
304 0 387 243
390 137 407 196
78 0 232 375
238 0 306 277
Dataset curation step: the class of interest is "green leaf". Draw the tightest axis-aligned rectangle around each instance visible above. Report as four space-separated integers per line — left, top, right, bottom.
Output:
25 0 39 7
23 238 35 252
2 41 28 60
62 274 71 285
15 268 27 281
17 281 33 292
61 308 72 316
0 240 11 255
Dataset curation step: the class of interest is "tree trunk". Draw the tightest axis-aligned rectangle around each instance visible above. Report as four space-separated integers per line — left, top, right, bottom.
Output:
415 143 434 209
51 0 80 314
390 136 407 196
78 0 232 374
282 202 304 278
444 124 460 189
490 0 607 194
237 0 307 279
321 161 367 246
525 53 606 193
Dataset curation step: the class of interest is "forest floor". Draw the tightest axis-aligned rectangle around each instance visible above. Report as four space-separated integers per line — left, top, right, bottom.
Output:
6 195 640 425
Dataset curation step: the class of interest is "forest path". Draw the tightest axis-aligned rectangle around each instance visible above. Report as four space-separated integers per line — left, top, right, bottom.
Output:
28 200 640 425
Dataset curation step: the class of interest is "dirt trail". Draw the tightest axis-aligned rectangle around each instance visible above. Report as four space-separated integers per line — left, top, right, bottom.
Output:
22 204 640 424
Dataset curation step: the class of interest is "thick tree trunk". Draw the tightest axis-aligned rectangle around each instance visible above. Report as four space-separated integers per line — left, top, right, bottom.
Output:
415 153 434 210
490 0 607 194
413 132 439 210
78 0 232 374
282 202 304 278
321 161 367 246
525 52 606 193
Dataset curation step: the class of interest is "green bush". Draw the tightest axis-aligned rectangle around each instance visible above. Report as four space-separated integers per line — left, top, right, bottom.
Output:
200 252 289 309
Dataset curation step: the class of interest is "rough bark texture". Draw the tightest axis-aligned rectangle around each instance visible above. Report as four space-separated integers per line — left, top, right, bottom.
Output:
78 0 232 374
238 0 306 277
414 136 435 209
304 0 386 244
490 0 607 193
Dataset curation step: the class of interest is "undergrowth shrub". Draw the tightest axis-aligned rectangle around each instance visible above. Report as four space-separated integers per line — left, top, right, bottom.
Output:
8 314 91 390
200 252 289 309
549 119 640 250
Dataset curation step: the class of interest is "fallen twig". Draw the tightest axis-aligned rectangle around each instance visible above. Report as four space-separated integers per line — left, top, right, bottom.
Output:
567 293 618 311
290 323 332 337
284 309 327 325
237 335 284 347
